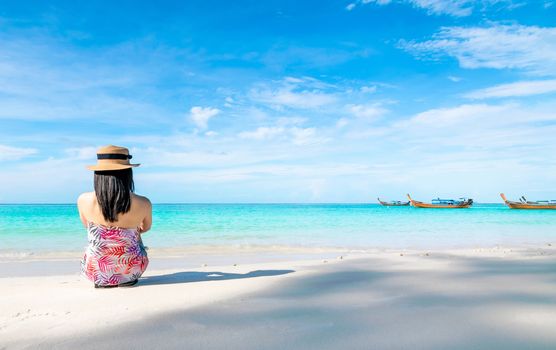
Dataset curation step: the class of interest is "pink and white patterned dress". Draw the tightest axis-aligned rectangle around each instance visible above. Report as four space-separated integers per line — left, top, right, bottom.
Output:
81 222 149 286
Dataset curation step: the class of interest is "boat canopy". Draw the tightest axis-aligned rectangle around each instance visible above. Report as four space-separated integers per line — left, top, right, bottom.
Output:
519 196 556 204
431 198 466 205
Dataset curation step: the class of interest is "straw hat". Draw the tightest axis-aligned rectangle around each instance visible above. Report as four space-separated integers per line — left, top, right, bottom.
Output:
86 145 140 171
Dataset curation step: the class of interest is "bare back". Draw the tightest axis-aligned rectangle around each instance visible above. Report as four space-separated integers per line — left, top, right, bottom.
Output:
77 192 152 233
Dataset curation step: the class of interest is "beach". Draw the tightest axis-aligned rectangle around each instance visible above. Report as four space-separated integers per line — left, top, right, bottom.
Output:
2 244 556 349
2 0 556 348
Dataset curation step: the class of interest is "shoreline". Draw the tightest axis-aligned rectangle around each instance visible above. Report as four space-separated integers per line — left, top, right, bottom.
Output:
1 240 554 262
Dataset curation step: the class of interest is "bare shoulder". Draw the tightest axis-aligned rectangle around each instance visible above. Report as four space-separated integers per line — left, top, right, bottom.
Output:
132 193 152 208
77 192 95 206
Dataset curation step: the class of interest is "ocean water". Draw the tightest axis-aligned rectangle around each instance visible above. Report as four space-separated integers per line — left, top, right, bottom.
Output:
1 203 555 256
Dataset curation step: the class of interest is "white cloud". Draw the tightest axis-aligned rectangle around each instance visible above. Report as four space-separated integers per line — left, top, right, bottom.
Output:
464 79 556 99
346 3 357 11
347 104 388 119
402 23 556 76
205 131 218 137
448 76 462 82
403 103 509 127
353 0 513 16
0 144 37 161
189 106 220 129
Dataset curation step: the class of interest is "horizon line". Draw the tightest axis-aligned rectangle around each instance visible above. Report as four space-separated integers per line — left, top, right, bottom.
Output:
0 202 505 205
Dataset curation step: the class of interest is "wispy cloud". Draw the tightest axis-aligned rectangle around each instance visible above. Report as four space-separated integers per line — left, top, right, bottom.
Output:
0 145 37 161
349 0 515 17
392 102 556 153
401 23 556 76
249 77 338 109
401 103 511 127
464 79 556 99
290 127 323 145
360 85 377 93
347 103 388 119
238 125 326 146
250 87 337 109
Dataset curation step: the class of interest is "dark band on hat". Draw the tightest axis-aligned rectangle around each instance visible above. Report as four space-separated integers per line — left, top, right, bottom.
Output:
97 153 132 160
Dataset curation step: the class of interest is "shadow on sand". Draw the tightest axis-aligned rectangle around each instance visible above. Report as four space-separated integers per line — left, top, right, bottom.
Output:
139 269 295 286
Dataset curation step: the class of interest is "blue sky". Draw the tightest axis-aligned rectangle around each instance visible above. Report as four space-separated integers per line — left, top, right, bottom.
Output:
1 0 556 203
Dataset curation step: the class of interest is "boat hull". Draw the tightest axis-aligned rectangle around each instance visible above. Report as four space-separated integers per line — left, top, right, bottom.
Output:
377 198 410 207
410 202 472 209
406 194 473 209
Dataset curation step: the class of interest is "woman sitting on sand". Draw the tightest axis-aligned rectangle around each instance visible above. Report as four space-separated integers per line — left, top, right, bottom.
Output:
78 145 152 288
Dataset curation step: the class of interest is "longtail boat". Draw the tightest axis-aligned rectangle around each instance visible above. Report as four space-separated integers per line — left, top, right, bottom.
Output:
500 193 556 209
407 194 473 208
377 198 410 207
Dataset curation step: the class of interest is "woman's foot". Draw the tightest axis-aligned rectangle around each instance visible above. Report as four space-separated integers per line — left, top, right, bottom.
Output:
118 279 139 287
94 279 138 288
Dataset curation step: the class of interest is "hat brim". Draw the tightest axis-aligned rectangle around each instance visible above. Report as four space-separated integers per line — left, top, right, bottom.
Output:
86 163 140 171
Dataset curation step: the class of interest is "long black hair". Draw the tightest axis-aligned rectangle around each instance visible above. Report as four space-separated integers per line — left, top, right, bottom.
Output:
94 168 135 222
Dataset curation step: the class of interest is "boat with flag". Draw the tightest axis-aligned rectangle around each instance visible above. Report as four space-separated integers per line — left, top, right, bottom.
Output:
407 194 473 208
377 198 410 207
500 193 556 209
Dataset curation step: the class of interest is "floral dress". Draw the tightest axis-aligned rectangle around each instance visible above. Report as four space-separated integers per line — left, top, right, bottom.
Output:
81 222 149 286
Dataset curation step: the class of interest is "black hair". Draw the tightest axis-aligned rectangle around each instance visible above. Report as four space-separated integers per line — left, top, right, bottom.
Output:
94 168 135 222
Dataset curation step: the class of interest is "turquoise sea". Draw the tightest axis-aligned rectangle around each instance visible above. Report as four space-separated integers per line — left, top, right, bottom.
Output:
1 204 555 256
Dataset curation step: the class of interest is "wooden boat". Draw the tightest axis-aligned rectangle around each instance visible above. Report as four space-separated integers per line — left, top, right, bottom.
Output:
377 198 410 207
407 194 473 208
500 193 556 209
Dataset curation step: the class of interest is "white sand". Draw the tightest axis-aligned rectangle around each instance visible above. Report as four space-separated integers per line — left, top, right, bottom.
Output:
1 245 556 349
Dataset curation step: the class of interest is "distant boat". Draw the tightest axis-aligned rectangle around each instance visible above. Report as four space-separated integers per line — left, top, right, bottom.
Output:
377 198 410 207
500 193 556 209
407 194 473 208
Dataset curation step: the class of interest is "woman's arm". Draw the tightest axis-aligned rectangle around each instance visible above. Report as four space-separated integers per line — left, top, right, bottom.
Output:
77 193 89 228
138 198 152 234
